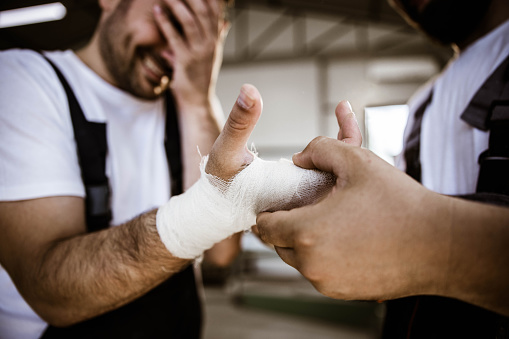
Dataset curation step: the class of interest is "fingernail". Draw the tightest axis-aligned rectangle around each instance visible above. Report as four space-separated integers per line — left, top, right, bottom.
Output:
237 86 255 110
153 4 162 15
346 100 354 114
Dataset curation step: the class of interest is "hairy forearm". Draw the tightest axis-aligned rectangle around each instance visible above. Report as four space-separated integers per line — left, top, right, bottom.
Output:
26 210 189 326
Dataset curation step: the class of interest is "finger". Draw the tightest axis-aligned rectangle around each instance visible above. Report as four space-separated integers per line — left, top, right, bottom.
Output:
292 136 356 177
185 0 215 36
162 0 201 42
154 3 184 51
255 210 297 248
336 100 362 146
274 246 299 270
200 0 222 34
291 137 336 171
206 84 262 179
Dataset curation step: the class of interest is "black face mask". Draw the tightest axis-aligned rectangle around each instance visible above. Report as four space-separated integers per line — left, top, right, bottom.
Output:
400 0 493 45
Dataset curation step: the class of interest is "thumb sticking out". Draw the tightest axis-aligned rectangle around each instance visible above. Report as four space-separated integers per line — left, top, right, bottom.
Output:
206 84 263 180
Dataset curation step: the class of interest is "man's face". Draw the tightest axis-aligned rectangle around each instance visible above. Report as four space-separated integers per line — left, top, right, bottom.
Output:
389 0 493 46
98 0 178 99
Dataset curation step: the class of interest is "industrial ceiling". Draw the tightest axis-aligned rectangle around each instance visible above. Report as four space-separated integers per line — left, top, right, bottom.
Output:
0 0 450 63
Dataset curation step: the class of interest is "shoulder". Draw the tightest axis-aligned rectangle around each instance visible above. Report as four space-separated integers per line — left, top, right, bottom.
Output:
0 49 59 86
0 49 69 110
0 49 84 201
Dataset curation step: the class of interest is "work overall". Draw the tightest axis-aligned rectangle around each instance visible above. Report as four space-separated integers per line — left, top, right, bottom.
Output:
382 54 509 339
39 57 202 338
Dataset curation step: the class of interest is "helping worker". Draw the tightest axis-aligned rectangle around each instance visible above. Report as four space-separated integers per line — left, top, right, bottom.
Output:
256 0 509 338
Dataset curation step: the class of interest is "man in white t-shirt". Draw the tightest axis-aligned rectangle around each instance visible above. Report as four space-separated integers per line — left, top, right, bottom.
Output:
0 0 255 338
256 0 509 338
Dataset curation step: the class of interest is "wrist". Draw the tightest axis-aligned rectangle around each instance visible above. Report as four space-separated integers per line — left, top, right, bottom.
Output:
171 87 215 112
400 189 454 297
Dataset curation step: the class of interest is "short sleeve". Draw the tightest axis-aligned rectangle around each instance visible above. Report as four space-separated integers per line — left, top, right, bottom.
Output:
0 50 85 201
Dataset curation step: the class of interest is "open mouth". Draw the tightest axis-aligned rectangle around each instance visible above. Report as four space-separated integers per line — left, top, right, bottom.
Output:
141 53 173 94
142 54 166 82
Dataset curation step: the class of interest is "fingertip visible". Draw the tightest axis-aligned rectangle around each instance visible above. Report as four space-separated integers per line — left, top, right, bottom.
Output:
336 100 355 118
345 100 353 113
237 84 259 110
251 224 259 235
153 4 162 15
292 151 302 163
255 212 268 225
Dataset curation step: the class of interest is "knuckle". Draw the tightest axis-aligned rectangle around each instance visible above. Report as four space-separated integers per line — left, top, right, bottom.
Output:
227 113 250 132
294 230 316 248
311 136 328 146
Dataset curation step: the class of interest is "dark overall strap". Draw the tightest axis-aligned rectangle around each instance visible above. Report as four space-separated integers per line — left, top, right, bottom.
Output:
382 53 509 339
164 91 183 196
42 55 111 232
462 54 509 199
402 90 433 182
40 56 201 338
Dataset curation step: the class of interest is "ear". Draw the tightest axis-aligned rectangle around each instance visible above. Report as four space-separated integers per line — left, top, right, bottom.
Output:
98 0 122 12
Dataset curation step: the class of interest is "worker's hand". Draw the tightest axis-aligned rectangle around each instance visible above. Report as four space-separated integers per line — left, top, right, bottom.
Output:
205 84 262 179
255 131 452 302
154 0 227 109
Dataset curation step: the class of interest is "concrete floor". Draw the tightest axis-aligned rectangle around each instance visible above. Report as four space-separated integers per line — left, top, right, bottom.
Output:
202 286 380 339
201 240 383 339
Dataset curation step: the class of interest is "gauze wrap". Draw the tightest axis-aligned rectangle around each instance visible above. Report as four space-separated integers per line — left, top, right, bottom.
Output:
156 154 335 259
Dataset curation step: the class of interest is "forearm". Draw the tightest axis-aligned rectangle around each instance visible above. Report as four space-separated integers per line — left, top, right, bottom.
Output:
23 210 189 326
178 101 222 190
441 197 509 315
395 191 509 315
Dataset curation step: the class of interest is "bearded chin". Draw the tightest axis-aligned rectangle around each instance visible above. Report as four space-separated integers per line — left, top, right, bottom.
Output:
406 0 493 46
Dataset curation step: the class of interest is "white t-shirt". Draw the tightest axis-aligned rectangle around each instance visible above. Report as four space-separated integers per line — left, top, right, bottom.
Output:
0 49 171 338
400 19 509 195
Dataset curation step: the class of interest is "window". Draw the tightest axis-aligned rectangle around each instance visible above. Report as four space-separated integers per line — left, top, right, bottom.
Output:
364 105 409 166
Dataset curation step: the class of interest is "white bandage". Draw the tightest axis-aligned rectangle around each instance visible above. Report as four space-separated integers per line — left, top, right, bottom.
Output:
156 155 335 259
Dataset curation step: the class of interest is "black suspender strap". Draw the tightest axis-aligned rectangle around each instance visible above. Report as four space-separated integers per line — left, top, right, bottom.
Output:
165 91 183 196
403 90 433 182
42 55 112 232
461 54 509 196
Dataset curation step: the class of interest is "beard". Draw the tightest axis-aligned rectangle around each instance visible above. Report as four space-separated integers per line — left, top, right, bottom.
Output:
98 2 171 100
400 0 493 45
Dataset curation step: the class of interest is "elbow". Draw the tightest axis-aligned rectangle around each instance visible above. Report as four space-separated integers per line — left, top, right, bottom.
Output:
204 245 241 268
207 253 237 268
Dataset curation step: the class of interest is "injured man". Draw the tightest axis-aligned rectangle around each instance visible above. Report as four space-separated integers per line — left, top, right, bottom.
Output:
156 83 361 259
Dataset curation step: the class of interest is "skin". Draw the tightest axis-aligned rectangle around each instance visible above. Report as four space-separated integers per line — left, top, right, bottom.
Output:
256 137 509 316
0 0 239 326
255 0 509 317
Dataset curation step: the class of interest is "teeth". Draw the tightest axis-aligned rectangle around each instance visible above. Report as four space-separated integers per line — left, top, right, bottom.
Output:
144 56 164 78
161 75 169 86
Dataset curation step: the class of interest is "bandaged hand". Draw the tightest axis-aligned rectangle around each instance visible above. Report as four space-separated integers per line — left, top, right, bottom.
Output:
157 84 336 259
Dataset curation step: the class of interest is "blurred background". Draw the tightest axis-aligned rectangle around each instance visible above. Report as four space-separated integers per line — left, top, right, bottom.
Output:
0 1 452 338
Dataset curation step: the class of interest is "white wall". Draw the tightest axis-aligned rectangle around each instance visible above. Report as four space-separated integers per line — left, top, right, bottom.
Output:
216 60 320 159
216 55 439 158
